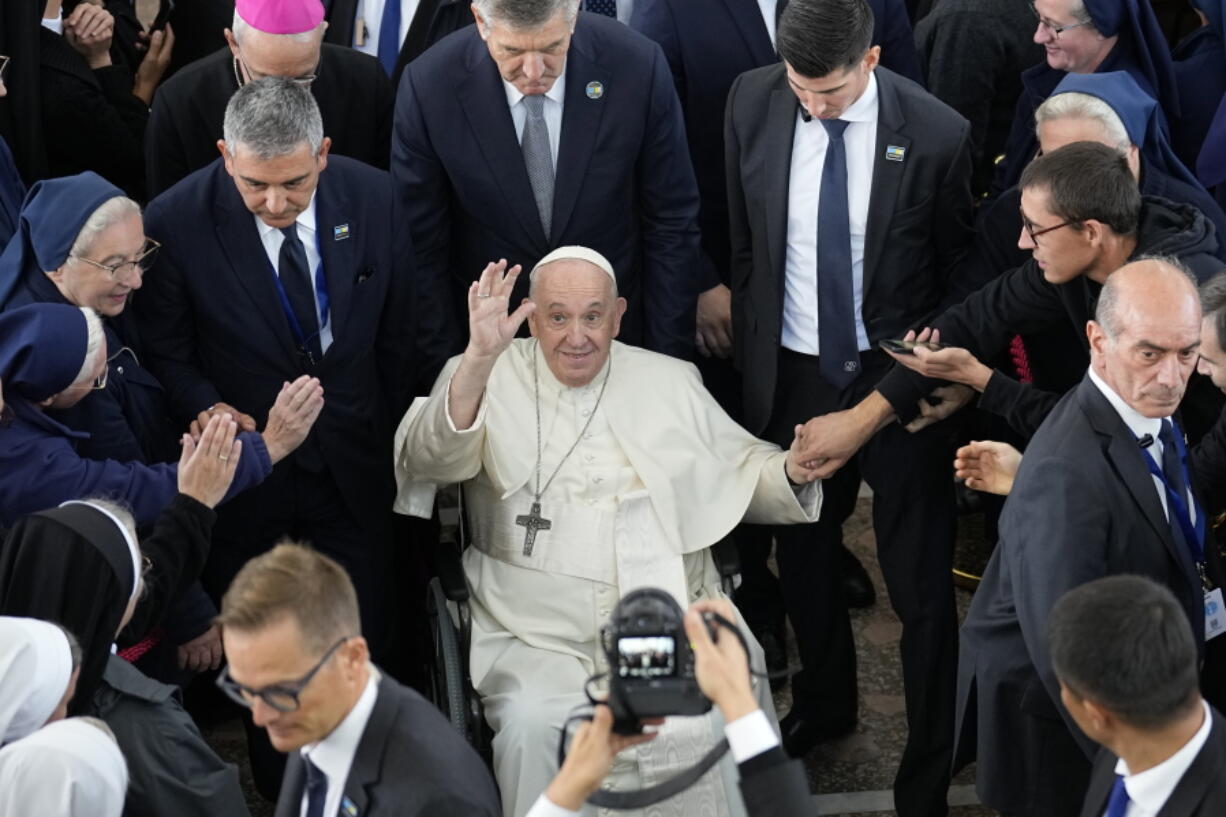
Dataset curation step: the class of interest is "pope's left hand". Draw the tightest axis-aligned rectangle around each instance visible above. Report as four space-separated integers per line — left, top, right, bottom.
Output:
883 328 993 391
786 424 823 484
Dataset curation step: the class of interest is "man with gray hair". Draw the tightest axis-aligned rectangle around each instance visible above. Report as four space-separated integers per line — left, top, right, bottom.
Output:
955 258 1224 815
393 0 701 362
395 248 822 817
146 0 393 197
138 76 423 799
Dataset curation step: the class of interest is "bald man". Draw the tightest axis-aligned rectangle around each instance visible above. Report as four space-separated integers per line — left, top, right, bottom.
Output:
393 249 822 817
956 258 1224 816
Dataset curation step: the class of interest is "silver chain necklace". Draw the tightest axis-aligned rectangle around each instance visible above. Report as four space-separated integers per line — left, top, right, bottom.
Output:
514 342 612 556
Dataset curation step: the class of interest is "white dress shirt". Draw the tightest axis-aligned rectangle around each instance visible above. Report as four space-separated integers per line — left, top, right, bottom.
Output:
255 194 334 355
781 72 878 356
1108 699 1212 817
758 0 780 48
1088 367 1197 527
299 671 380 817
504 64 568 173
349 0 422 56
522 707 780 817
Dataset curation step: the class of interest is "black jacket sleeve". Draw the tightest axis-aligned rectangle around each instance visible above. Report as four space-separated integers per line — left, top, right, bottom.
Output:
737 747 812 817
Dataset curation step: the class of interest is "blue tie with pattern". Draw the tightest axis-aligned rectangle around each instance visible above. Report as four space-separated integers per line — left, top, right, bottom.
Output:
817 118 860 389
1105 774 1130 817
304 756 328 817
377 0 401 75
586 0 618 16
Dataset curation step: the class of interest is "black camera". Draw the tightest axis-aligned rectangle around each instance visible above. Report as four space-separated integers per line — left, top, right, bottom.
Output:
599 587 712 734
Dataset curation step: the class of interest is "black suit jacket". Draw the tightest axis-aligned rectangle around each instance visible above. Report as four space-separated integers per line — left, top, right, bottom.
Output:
145 45 393 198
1079 707 1226 817
957 376 1213 813
136 156 428 531
724 64 973 433
273 674 501 817
631 0 923 287
392 12 702 360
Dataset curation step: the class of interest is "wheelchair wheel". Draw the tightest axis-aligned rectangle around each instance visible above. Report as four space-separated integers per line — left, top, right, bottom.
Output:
427 577 468 737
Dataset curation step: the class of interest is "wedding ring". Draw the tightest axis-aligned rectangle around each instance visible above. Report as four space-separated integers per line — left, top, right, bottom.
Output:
477 293 492 298
218 455 229 462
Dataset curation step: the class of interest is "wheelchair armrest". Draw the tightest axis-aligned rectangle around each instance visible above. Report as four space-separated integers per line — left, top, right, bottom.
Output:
710 536 741 578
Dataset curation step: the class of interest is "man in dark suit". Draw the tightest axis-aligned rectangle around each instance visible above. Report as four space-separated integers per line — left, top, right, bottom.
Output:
631 0 924 625
217 542 502 817
145 0 393 198
323 0 459 83
139 76 429 660
393 0 701 361
725 0 972 813
957 260 1218 816
1043 575 1226 817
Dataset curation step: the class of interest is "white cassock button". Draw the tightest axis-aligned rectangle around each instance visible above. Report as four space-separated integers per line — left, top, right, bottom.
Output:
599 609 609 617
593 476 603 484
581 408 591 417
584 454 594 462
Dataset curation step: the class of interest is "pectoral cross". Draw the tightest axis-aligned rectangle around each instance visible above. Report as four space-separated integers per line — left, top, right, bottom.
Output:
515 502 552 556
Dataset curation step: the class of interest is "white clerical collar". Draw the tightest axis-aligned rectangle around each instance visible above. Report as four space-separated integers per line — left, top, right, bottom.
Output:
502 63 569 111
300 668 379 791
800 71 878 125
254 192 318 242
1088 366 1165 444
1113 699 1212 812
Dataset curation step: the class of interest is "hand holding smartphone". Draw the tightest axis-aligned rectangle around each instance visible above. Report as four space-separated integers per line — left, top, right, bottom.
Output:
879 338 946 355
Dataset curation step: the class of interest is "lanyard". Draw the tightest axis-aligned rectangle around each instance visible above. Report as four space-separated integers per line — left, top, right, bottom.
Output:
267 228 330 364
1138 423 1206 569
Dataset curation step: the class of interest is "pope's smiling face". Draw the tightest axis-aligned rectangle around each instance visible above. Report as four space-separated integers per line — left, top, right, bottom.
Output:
526 260 627 388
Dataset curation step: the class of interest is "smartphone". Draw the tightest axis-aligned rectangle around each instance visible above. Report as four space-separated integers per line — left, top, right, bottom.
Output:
879 338 945 355
150 0 175 32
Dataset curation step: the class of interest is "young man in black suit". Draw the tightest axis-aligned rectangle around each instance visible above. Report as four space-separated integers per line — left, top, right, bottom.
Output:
1048 576 1226 817
724 0 973 813
218 543 502 817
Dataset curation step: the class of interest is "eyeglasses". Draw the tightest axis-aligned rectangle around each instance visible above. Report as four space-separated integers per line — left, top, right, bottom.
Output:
69 238 161 279
1028 2 1093 37
0 55 10 83
1019 206 1080 244
215 636 350 713
233 55 318 87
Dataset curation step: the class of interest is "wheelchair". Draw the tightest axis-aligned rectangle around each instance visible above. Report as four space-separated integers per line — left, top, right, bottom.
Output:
424 485 743 760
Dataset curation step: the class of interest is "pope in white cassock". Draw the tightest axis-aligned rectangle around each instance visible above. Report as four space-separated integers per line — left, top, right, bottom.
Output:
393 247 823 817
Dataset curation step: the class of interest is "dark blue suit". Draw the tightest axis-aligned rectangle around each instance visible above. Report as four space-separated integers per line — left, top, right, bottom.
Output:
631 0 922 285
137 156 420 655
393 12 701 359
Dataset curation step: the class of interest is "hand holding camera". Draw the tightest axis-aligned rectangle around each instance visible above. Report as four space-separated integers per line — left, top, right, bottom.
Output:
684 599 759 724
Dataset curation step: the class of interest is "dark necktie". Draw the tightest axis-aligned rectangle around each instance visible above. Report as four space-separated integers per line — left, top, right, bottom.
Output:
1105 774 1130 817
377 0 401 75
1159 418 1197 553
279 225 323 363
817 118 860 389
304 756 329 817
586 0 618 16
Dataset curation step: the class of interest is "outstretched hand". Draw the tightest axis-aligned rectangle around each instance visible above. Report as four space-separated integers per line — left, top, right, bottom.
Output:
177 413 241 508
954 440 1022 496
261 376 325 464
466 260 536 360
884 328 993 391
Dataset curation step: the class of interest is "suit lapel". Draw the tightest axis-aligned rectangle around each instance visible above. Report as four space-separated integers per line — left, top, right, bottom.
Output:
339 675 400 817
1158 710 1222 816
720 0 776 66
1078 752 1116 817
457 40 550 248
551 35 609 244
1079 379 1199 585
274 753 307 817
212 170 302 366
862 70 909 298
315 175 355 351
765 80 797 305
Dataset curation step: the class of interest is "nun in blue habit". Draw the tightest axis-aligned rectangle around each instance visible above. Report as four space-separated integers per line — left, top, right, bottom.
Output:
990 0 1181 198
0 302 276 529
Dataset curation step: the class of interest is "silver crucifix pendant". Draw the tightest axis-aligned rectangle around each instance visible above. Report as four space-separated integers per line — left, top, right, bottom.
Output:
515 502 552 556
